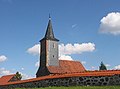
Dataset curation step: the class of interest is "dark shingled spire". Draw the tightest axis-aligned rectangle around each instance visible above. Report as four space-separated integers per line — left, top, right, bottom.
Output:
40 16 59 41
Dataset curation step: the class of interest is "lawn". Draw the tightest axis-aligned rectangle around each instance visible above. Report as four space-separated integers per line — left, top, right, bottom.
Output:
16 86 120 89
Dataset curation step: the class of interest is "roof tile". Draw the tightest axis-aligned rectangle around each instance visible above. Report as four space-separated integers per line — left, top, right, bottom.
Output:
0 74 15 85
47 60 86 74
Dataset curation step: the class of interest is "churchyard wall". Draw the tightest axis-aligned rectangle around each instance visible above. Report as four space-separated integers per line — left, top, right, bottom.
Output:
0 74 120 89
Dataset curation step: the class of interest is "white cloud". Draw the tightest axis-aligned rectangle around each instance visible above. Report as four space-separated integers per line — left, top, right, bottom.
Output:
35 55 73 67
21 68 25 70
105 64 110 67
59 43 95 55
91 66 95 69
114 65 120 70
0 68 34 80
59 55 73 61
27 43 95 56
72 24 77 28
28 43 95 67
99 12 120 35
0 68 12 76
27 44 40 55
21 73 34 80
81 61 86 65
19 72 34 80
0 55 7 62
35 61 39 67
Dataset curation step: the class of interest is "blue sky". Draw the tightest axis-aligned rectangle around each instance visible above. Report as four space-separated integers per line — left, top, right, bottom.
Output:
0 0 120 79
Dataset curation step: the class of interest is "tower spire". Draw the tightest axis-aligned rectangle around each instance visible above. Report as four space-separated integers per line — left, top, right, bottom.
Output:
49 14 51 19
40 16 59 41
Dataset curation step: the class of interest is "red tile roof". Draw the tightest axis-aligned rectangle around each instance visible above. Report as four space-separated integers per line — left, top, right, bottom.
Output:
47 60 86 74
0 74 15 85
1 70 120 86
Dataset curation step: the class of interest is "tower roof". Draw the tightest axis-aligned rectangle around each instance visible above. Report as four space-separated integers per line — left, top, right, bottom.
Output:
40 17 59 41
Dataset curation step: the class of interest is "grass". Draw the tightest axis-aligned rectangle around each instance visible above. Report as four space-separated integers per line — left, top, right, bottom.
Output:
16 86 120 89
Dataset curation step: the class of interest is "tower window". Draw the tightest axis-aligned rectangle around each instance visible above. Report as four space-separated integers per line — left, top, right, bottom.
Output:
53 55 54 58
53 43 55 48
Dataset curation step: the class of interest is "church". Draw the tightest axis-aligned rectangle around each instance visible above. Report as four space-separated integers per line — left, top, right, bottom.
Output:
1 17 120 88
36 17 85 77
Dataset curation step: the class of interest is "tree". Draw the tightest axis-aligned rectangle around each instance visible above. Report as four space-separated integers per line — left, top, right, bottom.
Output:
15 72 22 80
99 62 107 70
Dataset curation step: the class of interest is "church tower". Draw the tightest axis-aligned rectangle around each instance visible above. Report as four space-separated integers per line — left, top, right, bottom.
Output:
36 17 59 77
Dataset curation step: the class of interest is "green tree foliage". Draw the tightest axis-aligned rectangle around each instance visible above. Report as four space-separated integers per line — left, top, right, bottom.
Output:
99 62 107 70
15 72 22 80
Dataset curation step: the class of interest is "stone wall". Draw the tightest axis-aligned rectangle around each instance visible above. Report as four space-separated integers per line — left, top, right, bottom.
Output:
1 74 120 89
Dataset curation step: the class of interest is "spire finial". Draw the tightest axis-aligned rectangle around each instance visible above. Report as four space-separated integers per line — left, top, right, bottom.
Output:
49 14 51 20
